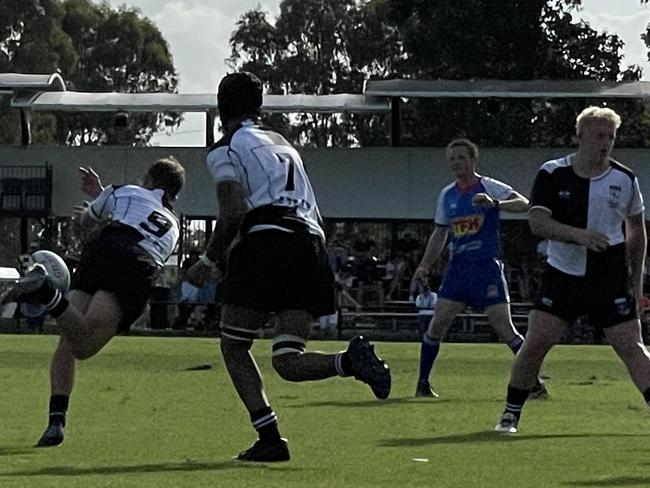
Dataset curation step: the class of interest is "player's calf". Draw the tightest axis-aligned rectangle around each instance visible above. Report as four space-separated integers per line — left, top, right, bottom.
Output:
271 334 307 382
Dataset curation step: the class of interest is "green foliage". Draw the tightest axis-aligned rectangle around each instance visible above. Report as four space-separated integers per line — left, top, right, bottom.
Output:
2 336 650 487
0 0 179 146
228 0 650 148
387 0 648 147
227 0 401 147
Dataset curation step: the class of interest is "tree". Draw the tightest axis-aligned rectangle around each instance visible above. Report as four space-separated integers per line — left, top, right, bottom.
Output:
386 0 649 147
0 0 179 146
227 0 404 147
229 0 650 148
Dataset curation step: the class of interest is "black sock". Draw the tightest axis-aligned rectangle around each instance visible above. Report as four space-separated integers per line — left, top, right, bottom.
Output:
504 385 529 418
339 351 352 376
31 278 59 305
47 294 69 317
49 395 69 426
251 406 281 443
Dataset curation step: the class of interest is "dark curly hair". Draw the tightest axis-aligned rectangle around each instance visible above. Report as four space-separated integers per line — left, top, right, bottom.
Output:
217 71 263 126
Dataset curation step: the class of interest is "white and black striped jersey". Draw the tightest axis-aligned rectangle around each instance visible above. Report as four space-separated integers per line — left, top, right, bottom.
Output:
207 119 324 240
85 184 180 267
530 154 644 276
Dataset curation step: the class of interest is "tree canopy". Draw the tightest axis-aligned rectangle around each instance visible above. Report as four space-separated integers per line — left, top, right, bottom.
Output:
0 0 179 145
227 0 650 148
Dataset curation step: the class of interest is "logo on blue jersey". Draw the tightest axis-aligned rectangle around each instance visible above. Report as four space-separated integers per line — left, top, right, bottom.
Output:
451 214 484 237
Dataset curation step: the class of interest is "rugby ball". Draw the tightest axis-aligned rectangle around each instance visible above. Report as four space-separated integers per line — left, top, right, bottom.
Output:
31 250 71 292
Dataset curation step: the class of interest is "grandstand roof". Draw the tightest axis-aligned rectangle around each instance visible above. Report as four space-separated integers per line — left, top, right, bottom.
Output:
364 79 650 98
10 91 390 113
0 73 66 94
5 72 650 146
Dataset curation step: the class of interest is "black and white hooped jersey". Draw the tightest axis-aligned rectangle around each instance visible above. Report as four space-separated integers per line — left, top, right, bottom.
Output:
86 184 179 267
207 119 324 240
530 154 644 276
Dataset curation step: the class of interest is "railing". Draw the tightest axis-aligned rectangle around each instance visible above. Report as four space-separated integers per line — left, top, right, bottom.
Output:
0 164 52 217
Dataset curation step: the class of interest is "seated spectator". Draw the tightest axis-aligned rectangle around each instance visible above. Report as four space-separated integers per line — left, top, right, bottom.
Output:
415 280 438 340
327 228 350 271
172 251 201 330
351 229 384 306
395 231 420 256
387 252 411 301
335 265 362 311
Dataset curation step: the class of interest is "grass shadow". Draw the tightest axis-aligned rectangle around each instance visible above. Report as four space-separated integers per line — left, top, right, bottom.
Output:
0 446 35 456
565 476 650 486
380 431 650 447
290 397 454 408
2 460 302 477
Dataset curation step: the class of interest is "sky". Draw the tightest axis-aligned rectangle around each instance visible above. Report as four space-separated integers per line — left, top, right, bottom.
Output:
106 0 650 147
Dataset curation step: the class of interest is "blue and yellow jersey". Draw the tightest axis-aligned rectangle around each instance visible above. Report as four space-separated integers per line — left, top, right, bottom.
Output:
435 176 513 263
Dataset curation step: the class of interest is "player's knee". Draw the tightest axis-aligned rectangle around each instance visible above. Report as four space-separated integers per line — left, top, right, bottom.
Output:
219 323 259 354
69 343 99 360
271 334 307 382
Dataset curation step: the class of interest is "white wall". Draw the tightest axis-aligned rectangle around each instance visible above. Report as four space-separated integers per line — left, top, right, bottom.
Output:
0 146 648 220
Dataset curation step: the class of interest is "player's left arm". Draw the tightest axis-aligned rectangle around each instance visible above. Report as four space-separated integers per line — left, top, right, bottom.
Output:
625 211 647 306
473 178 529 213
497 191 529 213
473 190 529 213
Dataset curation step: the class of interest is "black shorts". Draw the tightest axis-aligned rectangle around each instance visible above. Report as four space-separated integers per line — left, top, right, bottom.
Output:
223 230 336 318
71 223 159 332
533 263 637 328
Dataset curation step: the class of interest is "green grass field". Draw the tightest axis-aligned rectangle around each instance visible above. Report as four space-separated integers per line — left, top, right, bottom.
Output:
2 334 650 488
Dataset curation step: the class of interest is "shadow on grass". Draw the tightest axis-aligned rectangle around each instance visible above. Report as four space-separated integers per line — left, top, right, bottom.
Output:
289 397 453 408
0 447 35 456
565 476 650 486
2 460 302 477
380 431 650 447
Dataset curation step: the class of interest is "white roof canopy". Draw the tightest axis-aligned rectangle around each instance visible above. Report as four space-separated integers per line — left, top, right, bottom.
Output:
364 79 650 98
10 91 390 113
6 72 650 147
0 73 66 94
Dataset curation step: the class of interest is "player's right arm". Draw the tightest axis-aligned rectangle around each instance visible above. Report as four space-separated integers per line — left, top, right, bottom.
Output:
414 187 450 280
185 180 247 287
186 142 248 287
529 208 608 252
413 225 449 280
204 180 248 265
528 167 608 252
76 185 115 226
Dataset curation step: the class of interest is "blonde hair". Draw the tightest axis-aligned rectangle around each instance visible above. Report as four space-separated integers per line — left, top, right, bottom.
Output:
446 138 479 159
576 106 622 135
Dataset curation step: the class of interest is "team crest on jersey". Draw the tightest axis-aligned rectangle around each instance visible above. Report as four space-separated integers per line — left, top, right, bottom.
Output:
451 214 483 236
608 185 622 208
614 297 631 316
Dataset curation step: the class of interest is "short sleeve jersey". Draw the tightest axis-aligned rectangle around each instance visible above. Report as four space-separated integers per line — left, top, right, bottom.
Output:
87 184 180 267
206 120 324 240
435 176 513 263
530 154 644 276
